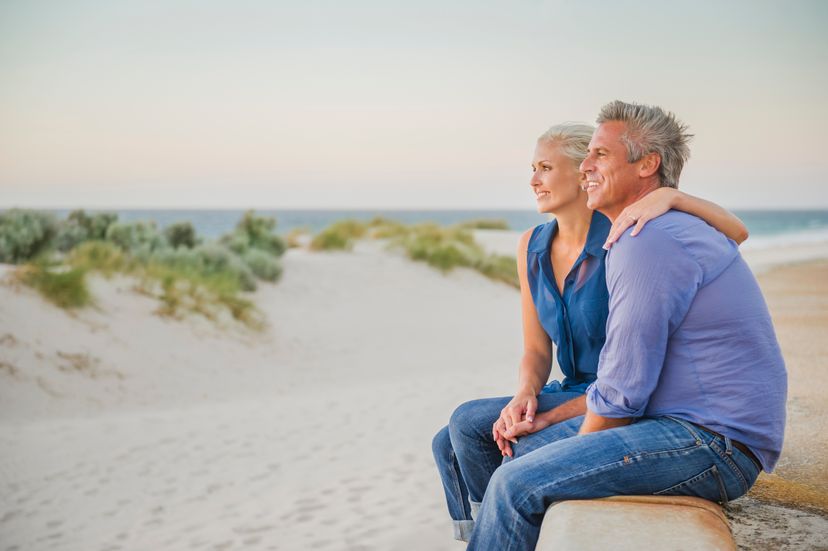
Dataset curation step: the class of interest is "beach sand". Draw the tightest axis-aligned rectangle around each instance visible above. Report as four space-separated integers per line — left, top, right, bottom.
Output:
1 236 827 550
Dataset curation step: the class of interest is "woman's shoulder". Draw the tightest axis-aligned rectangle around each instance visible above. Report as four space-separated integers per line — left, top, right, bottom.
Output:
523 221 555 254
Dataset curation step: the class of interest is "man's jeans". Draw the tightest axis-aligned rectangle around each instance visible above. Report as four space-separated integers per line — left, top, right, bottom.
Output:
431 393 582 541
466 415 761 551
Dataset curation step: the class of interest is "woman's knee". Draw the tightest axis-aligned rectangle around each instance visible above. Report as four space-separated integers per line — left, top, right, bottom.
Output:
449 397 504 437
432 425 453 462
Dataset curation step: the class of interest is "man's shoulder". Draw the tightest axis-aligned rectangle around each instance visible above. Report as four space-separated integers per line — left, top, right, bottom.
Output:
611 210 739 283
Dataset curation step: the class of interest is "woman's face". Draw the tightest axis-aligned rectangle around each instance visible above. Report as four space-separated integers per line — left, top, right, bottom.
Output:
530 140 586 214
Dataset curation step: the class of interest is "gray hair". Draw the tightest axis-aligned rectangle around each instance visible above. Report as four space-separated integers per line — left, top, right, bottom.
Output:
537 123 595 168
596 100 693 188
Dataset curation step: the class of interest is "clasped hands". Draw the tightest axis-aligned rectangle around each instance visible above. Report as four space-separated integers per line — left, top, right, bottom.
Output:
492 392 552 458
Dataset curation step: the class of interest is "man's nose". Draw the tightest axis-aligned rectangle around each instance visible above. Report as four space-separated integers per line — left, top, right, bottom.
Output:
579 155 593 173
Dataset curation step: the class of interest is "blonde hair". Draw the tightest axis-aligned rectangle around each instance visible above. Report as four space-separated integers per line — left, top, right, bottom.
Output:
537 123 595 167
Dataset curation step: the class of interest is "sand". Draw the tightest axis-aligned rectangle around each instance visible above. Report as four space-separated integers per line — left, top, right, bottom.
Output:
1 236 827 550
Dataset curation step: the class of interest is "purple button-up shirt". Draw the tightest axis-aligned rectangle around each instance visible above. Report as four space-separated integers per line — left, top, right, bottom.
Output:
586 211 787 472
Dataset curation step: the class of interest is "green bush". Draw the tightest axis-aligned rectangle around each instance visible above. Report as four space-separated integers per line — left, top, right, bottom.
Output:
222 211 286 257
54 210 119 252
69 210 118 239
310 219 367 251
243 248 283 282
0 209 58 263
20 260 91 308
106 221 166 253
164 221 198 249
54 223 89 252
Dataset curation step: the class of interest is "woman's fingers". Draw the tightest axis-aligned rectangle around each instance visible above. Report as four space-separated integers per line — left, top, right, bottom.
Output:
604 212 636 249
629 217 649 237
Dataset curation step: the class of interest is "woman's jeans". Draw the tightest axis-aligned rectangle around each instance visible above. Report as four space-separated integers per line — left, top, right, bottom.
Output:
431 393 583 541
465 415 761 551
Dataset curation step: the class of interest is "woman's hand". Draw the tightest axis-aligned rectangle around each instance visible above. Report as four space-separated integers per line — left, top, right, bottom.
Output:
603 187 680 249
492 390 538 457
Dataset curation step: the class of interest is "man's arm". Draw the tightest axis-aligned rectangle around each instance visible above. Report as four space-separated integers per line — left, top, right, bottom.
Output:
586 218 705 424
578 408 631 434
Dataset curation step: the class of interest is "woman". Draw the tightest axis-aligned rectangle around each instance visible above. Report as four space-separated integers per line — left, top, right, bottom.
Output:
431 123 748 542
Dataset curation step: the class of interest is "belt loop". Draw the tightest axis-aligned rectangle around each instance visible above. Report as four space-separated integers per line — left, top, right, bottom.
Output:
723 435 733 456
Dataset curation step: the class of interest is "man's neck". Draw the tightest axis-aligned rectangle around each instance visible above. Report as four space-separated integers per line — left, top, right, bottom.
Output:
602 180 661 222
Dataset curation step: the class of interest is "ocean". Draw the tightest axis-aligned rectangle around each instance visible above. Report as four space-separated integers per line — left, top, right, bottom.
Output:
42 208 828 250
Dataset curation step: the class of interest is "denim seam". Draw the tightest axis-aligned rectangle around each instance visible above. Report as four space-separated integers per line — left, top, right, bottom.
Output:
709 439 750 495
663 415 705 442
447 448 469 520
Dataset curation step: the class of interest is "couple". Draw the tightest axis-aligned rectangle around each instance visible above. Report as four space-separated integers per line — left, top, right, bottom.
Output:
432 100 787 550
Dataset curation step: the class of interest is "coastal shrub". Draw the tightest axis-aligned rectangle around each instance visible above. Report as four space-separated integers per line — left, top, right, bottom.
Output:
459 218 510 230
68 240 128 276
164 221 198 249
0 209 58 263
54 223 88 252
106 221 166 253
310 219 367 251
222 211 286 257
69 210 118 239
191 243 257 292
19 260 91 308
54 210 119 252
242 249 283 282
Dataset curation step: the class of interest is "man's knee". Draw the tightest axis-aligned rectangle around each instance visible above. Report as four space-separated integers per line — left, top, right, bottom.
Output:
487 458 533 502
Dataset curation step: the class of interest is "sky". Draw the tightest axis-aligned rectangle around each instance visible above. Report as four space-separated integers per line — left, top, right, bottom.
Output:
1 0 827 209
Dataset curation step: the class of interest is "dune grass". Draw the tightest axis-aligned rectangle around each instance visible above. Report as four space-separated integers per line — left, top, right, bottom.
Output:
18 260 91 309
309 217 520 288
458 218 510 230
310 220 368 251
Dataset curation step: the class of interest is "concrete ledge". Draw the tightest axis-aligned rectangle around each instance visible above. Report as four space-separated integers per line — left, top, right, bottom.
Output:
536 495 736 551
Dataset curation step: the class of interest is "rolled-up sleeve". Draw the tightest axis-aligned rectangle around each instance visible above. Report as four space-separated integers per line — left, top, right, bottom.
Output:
586 226 703 418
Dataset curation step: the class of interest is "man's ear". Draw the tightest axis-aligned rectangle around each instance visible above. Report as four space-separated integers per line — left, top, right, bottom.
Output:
639 152 661 179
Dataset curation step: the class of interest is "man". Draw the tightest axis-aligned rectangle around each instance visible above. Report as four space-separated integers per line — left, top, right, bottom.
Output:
466 101 787 550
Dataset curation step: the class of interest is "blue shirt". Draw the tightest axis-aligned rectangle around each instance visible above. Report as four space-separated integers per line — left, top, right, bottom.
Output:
527 211 611 393
586 211 787 472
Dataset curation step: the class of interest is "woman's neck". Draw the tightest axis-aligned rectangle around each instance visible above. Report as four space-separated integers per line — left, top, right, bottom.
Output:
553 202 593 248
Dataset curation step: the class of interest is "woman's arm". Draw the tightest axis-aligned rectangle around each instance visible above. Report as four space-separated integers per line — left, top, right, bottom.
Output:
603 188 749 249
493 229 554 457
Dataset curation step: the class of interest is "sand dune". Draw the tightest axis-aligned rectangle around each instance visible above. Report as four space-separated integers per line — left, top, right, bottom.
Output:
1 235 827 550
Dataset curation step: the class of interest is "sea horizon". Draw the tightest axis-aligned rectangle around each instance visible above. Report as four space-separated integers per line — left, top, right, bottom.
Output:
4 207 828 250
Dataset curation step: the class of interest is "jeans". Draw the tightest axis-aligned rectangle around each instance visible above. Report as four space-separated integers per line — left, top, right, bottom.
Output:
431 392 583 541
466 415 761 551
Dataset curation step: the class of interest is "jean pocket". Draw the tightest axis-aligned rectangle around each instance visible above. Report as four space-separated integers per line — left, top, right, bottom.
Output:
654 464 729 505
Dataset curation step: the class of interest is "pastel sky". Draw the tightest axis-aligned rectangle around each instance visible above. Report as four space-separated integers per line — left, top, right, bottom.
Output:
1 0 826 209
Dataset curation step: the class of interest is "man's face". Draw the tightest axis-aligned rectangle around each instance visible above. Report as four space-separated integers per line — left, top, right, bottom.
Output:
579 121 644 220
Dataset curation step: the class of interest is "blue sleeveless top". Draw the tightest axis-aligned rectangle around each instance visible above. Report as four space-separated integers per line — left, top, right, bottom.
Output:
527 211 611 393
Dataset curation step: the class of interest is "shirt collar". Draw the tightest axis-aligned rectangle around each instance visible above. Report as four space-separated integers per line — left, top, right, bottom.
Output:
528 211 611 256
584 211 611 257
